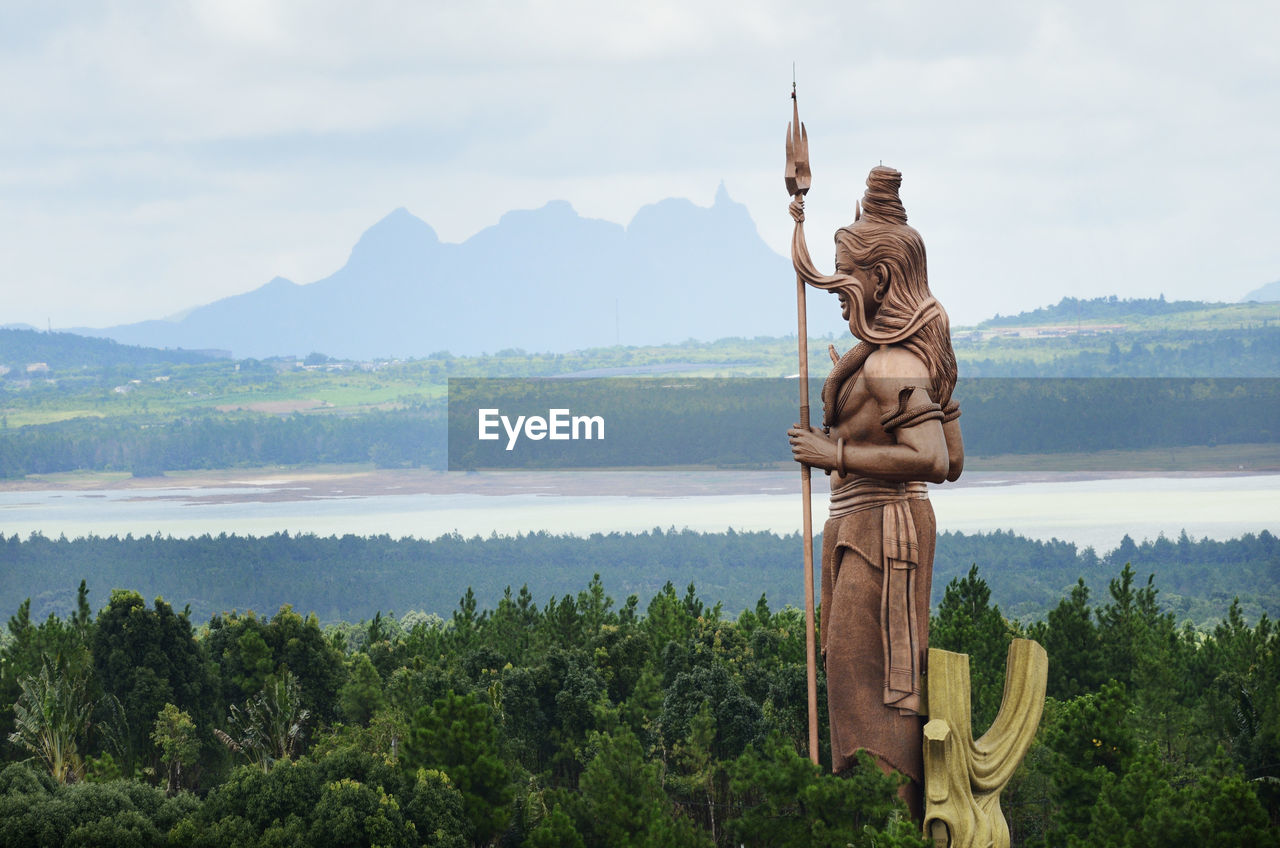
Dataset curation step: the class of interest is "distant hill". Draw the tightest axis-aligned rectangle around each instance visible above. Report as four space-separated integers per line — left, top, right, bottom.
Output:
978 296 1213 327
4 527 1276 627
1242 280 1280 302
69 185 845 360
974 296 1279 332
0 328 226 373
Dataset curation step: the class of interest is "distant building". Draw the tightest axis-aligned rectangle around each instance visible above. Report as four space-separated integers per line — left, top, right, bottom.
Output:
964 324 1126 342
25 362 49 373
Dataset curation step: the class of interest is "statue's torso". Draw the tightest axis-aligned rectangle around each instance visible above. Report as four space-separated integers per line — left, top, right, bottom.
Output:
826 345 921 492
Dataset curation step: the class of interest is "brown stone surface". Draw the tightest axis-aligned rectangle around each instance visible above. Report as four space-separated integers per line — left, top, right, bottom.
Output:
786 137 964 819
821 498 936 783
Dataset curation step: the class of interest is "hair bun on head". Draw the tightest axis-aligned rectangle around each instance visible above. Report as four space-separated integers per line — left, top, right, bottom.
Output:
860 166 908 225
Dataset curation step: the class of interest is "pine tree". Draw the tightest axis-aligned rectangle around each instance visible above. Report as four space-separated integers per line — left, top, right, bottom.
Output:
402 691 512 846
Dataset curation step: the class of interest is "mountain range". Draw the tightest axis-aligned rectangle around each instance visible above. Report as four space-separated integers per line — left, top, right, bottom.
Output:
1242 280 1280 303
70 185 844 360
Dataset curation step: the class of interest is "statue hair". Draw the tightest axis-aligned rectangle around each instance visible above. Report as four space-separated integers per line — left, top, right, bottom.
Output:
833 166 957 407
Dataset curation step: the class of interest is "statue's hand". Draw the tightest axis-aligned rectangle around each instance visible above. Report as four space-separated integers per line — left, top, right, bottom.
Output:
788 424 834 470
789 196 805 223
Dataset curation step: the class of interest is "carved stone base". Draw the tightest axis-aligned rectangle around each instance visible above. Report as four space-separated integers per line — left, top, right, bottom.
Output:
922 639 1047 848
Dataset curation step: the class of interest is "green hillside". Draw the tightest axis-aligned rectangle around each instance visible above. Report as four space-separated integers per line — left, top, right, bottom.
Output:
2 304 1277 478
976 296 1280 331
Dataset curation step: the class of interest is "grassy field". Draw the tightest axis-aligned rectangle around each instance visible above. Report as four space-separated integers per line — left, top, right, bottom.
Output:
1 362 449 424
967 300 1280 332
1128 302 1279 331
3 302 1276 431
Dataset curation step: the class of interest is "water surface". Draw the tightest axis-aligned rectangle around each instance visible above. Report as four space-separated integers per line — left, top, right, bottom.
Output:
1 474 1275 552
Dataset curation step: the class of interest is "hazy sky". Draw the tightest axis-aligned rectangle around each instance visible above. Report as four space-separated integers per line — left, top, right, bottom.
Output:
3 0 1277 331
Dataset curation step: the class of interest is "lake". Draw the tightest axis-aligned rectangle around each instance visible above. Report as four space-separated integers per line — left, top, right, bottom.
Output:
1 472 1276 553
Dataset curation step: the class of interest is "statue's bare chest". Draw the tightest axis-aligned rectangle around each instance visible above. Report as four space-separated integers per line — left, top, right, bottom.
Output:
826 371 894 447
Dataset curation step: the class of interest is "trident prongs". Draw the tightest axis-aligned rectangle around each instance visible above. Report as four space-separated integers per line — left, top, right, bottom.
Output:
785 88 811 198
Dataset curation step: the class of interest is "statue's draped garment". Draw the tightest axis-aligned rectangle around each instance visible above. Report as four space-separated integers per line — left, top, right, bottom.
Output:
820 345 935 784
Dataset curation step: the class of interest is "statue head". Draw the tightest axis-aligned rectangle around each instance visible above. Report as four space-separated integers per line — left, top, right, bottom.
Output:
831 167 924 325
830 166 957 404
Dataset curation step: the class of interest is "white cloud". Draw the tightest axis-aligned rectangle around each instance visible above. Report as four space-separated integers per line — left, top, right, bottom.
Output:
1 0 1277 329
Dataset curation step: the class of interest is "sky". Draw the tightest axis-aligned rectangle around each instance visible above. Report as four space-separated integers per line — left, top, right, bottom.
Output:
2 0 1278 331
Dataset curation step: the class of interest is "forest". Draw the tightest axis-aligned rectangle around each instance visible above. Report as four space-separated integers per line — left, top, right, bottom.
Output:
0 405 447 479
0 329 226 372
2 376 1276 478
3 305 1279 478
978 295 1226 327
1 301 1277 844
3 527 1279 630
0 565 1276 847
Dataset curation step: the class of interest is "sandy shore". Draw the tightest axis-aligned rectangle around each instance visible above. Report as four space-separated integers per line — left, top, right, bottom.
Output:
3 451 1276 504
1 466 812 500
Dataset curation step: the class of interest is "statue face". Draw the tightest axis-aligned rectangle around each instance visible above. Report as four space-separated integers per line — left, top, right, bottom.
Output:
834 267 881 331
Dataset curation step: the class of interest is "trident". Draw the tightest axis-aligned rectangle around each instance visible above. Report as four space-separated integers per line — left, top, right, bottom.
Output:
785 82 820 766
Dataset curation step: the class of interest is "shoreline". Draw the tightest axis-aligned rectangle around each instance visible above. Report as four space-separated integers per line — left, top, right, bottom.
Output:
3 466 1275 553
2 451 1278 504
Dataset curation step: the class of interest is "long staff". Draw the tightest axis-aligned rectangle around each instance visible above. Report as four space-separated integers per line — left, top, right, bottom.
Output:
785 83 820 765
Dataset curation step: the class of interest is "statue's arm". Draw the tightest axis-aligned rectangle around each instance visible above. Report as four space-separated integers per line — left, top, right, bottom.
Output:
788 197 842 286
943 417 964 482
864 405 949 484
787 348 949 483
864 348 950 483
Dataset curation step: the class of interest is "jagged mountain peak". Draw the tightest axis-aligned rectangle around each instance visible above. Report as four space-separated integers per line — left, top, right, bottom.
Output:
498 199 577 223
627 184 757 247
714 180 732 206
344 207 439 268
1241 280 1280 302
75 189 839 358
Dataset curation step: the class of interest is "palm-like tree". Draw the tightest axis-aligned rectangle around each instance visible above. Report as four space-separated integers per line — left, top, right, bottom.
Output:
8 660 94 784
215 669 311 771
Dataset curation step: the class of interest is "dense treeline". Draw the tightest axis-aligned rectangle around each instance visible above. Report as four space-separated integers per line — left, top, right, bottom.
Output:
10 376 1280 481
4 310 1279 480
935 565 1279 844
960 328 1280 378
979 296 1221 326
6 375 1272 477
450 377 1280 469
4 528 1276 629
936 529 1280 624
0 406 446 478
955 377 1279 455
5 376 1274 479
0 328 224 373
1 567 1276 846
